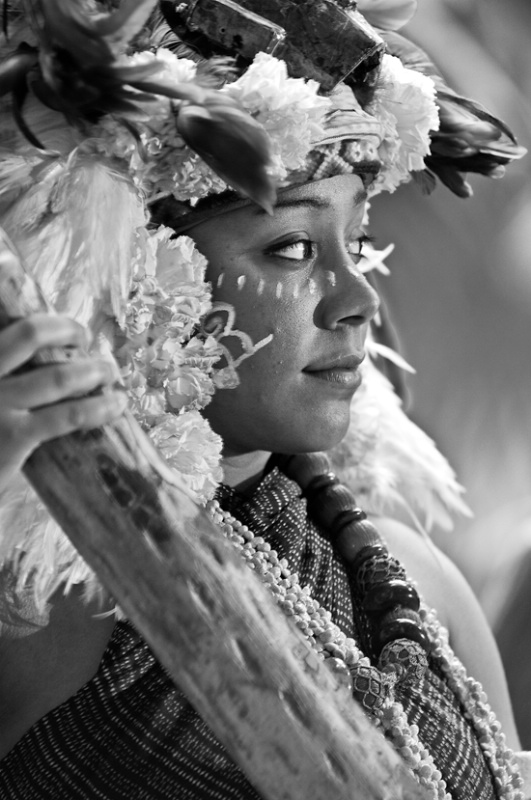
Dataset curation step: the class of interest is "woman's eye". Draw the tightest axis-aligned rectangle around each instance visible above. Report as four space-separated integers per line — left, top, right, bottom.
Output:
268 239 316 262
347 234 373 265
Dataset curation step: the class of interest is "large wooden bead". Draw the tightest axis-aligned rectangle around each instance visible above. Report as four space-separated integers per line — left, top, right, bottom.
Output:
284 452 332 488
304 473 340 516
333 529 384 566
362 580 420 614
377 617 430 653
308 482 357 528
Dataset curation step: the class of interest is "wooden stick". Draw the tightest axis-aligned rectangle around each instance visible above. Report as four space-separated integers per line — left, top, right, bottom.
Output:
0 228 429 800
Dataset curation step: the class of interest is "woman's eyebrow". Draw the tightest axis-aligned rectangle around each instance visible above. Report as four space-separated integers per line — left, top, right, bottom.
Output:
251 197 329 215
252 189 367 215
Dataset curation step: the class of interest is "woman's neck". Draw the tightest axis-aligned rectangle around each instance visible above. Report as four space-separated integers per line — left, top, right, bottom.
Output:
221 450 271 494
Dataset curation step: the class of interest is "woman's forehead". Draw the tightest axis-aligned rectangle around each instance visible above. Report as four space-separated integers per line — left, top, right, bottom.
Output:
191 174 368 245
251 174 368 219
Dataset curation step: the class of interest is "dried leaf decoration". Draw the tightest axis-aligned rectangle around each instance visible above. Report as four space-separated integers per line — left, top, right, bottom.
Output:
0 0 276 210
176 98 276 214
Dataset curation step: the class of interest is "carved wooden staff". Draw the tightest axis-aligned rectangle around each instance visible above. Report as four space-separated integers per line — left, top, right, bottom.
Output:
0 228 428 800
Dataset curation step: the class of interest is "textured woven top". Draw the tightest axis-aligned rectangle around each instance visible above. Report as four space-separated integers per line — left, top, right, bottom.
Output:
0 468 496 799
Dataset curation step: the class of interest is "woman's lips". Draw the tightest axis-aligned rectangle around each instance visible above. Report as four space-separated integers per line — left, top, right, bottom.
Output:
305 366 362 388
303 354 364 389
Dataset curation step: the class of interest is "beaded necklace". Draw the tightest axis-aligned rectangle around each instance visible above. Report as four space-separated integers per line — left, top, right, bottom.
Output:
206 452 523 800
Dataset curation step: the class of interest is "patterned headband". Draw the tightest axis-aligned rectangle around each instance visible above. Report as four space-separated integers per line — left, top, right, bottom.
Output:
150 81 386 233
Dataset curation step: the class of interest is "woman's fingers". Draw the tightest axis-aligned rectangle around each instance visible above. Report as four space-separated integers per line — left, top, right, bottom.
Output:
0 359 116 409
0 314 129 491
23 390 129 447
0 315 88 378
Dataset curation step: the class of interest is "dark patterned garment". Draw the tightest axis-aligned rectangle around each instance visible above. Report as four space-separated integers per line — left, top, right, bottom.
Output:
0 468 497 799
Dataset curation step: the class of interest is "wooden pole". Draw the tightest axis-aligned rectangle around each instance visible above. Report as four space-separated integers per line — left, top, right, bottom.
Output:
0 228 429 800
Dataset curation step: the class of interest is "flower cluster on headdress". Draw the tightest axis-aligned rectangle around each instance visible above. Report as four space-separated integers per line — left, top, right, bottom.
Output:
368 54 440 195
92 50 331 205
115 225 273 501
89 45 439 204
223 53 331 183
116 228 224 501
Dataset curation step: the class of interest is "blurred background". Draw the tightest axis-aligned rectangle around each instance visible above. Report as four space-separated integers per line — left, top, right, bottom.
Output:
371 0 531 746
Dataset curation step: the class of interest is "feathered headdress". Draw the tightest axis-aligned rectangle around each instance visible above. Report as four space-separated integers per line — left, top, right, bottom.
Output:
0 0 523 622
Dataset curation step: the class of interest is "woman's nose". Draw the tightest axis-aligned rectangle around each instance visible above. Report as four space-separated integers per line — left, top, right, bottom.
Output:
317 255 380 330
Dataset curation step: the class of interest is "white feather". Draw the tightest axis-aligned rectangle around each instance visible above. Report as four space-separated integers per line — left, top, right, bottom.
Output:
330 357 471 533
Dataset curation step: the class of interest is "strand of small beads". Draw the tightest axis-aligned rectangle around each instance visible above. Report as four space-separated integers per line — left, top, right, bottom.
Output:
206 453 523 800
421 606 523 800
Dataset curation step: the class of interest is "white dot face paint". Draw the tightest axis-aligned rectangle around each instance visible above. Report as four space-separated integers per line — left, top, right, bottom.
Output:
189 173 377 457
217 272 224 288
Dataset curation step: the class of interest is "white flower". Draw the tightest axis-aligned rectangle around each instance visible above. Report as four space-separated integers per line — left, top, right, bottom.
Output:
223 53 332 181
367 54 439 194
114 227 226 500
165 362 216 411
88 50 331 201
147 229 209 288
148 411 223 501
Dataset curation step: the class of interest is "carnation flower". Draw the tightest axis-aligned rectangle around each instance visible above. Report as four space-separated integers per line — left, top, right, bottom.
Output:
367 54 439 194
114 227 225 497
90 51 331 201
223 53 331 182
148 411 223 502
165 362 216 411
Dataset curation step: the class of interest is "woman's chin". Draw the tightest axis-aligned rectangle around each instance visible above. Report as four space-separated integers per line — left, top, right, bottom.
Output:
279 420 351 456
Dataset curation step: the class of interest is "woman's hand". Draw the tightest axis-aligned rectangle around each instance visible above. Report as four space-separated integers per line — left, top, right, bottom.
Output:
0 314 128 492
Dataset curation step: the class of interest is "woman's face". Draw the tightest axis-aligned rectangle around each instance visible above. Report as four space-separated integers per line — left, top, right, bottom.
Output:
191 174 380 457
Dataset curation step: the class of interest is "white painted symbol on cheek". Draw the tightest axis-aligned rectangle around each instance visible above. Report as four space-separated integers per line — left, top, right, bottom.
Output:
257 278 265 295
325 270 337 287
276 282 282 299
308 278 316 295
217 272 224 288
237 275 246 290
293 284 299 299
